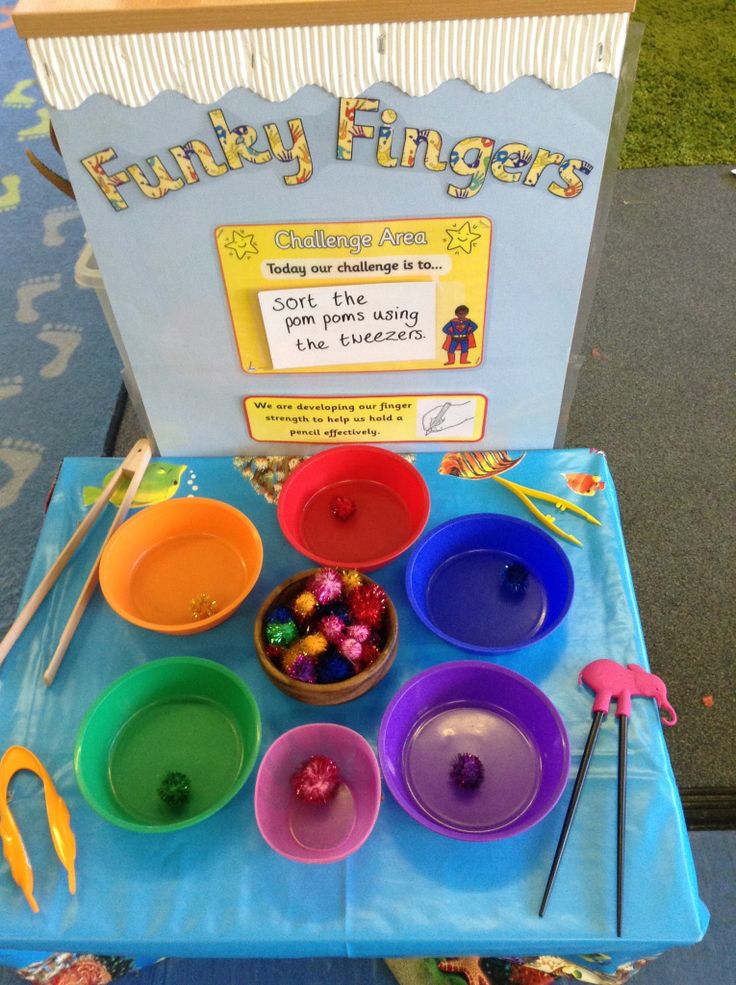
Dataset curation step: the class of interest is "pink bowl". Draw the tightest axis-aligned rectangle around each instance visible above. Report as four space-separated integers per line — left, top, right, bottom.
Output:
254 723 381 863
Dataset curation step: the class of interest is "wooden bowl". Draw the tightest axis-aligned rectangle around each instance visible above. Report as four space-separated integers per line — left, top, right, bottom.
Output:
254 570 398 705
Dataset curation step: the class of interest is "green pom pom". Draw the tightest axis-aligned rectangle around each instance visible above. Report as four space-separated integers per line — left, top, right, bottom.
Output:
265 619 299 646
158 771 191 808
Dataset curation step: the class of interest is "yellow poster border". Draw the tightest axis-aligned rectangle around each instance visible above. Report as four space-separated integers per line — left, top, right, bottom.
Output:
216 216 492 375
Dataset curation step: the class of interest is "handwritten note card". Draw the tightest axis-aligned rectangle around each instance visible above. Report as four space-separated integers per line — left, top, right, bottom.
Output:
258 281 436 370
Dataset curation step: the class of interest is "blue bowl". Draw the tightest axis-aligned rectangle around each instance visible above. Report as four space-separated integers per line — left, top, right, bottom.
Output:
405 513 574 654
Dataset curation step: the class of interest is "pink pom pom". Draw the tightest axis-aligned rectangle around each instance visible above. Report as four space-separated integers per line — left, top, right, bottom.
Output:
338 637 362 666
346 623 370 643
291 755 341 804
319 614 346 645
307 568 344 605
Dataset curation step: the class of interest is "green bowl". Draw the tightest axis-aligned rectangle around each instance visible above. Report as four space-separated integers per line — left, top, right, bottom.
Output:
74 657 261 832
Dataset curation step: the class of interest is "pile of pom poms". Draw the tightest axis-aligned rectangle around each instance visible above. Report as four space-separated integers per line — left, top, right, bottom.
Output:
263 568 388 685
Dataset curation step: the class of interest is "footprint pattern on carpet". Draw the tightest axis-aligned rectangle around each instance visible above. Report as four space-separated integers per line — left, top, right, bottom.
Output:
15 273 62 323
16 106 49 141
0 173 20 211
2 78 37 108
0 375 23 400
42 205 81 246
37 323 82 378
0 438 44 510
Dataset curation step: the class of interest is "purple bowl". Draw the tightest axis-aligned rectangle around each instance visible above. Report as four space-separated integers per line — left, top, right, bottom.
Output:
378 661 569 841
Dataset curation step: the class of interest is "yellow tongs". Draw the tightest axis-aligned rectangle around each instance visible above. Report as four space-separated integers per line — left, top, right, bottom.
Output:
492 474 601 548
0 746 76 913
0 439 152 684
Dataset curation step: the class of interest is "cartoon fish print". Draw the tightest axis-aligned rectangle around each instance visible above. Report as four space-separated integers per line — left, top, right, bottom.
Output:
82 462 186 507
562 472 605 496
438 450 525 479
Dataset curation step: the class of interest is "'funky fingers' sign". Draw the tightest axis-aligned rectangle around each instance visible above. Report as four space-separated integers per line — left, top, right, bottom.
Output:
258 282 436 369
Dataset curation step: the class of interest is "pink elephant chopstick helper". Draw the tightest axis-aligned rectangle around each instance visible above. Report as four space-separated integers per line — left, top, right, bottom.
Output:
540 658 677 937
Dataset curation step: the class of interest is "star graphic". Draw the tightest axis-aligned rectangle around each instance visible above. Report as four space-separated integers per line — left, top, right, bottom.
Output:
223 229 259 260
445 220 482 255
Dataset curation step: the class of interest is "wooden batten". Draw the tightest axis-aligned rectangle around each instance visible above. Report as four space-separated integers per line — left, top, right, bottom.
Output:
13 0 636 39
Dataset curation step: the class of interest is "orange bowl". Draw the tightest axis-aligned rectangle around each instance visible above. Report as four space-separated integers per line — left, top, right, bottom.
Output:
99 498 263 635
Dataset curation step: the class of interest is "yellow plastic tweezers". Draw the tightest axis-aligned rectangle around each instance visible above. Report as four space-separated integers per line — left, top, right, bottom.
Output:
0 746 77 912
492 474 601 548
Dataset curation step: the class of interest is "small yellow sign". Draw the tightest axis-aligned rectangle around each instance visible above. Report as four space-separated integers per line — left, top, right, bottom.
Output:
216 216 492 374
244 394 487 444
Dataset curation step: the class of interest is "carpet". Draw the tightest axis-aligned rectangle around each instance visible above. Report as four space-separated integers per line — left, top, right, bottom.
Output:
565 164 736 805
0 5 123 637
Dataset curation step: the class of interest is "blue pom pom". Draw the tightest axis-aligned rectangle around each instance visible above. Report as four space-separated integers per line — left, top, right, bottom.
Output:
267 605 294 624
317 651 355 684
322 602 350 623
501 561 528 596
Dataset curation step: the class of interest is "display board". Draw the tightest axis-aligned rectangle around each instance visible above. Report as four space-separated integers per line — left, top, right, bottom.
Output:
15 2 635 455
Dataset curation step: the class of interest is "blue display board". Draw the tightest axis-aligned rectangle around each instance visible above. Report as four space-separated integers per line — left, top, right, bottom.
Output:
49 70 621 455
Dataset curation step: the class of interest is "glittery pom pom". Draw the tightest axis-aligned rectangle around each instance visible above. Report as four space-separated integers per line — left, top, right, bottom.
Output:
282 641 307 671
338 636 362 666
267 606 294 624
341 569 363 594
345 623 370 643
307 567 344 605
292 591 318 622
265 643 284 662
317 651 355 684
359 642 381 669
502 561 529 596
349 583 387 628
265 618 299 647
449 752 485 789
330 495 356 521
291 755 341 804
285 653 318 683
300 632 328 657
323 601 350 624
158 771 191 807
320 614 346 645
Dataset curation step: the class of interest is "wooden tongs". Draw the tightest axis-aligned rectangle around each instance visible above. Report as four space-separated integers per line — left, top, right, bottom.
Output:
0 439 152 685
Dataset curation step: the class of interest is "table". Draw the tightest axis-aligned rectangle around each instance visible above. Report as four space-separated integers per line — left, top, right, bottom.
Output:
0 449 708 967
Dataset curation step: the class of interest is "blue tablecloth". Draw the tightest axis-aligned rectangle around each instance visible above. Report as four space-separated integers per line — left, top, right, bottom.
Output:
0 450 708 962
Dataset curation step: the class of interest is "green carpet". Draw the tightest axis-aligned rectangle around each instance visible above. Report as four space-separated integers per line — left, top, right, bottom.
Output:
621 0 735 168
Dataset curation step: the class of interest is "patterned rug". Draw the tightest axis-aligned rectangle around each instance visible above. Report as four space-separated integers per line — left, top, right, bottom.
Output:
0 2 123 635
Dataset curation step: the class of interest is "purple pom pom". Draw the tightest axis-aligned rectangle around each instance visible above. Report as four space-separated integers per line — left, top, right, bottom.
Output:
285 653 318 684
450 753 485 789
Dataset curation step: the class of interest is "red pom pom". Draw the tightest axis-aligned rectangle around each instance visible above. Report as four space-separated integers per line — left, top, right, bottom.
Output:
360 641 381 669
331 496 356 520
349 583 387 629
291 755 341 804
266 644 284 662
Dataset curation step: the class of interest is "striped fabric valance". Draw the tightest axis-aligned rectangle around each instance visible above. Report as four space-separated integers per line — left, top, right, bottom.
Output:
28 13 629 109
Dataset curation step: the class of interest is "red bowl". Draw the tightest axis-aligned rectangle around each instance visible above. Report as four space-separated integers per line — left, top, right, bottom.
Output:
277 446 430 571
